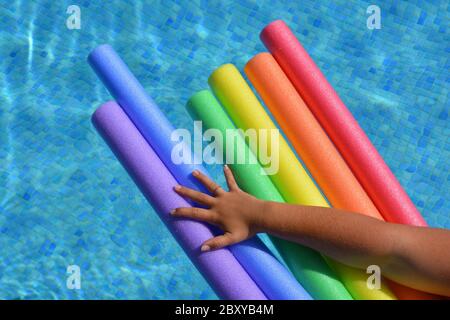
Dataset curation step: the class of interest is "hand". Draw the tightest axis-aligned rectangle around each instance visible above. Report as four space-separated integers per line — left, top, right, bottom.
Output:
171 165 265 252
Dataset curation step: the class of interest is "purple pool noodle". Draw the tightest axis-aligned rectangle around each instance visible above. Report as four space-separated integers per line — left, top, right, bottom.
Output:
88 45 310 300
92 101 267 300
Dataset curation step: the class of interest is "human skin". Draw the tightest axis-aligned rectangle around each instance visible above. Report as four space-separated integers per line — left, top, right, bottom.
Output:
171 166 450 297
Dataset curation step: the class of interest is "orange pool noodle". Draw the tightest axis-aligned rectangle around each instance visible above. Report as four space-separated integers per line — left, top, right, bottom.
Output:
245 53 380 218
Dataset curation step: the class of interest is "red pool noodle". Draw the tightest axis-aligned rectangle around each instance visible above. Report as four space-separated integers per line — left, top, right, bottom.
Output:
244 53 444 300
260 20 427 227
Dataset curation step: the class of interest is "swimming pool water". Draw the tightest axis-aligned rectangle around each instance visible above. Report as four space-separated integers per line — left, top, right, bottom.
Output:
0 0 448 299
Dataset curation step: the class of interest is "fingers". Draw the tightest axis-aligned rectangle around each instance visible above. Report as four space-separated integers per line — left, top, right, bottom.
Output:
192 170 224 195
174 185 215 206
223 165 239 191
201 232 243 251
171 207 217 225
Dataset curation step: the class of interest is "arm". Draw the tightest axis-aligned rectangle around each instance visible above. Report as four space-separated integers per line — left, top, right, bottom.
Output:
172 166 450 296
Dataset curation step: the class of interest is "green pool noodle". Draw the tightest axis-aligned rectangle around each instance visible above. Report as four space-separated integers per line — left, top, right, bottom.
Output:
186 90 352 300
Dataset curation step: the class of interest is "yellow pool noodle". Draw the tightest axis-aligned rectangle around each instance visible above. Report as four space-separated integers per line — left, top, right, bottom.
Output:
208 63 396 300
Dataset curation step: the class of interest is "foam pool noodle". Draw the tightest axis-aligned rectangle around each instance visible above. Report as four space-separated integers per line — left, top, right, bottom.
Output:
209 64 396 300
88 45 310 300
260 20 427 228
244 52 439 300
187 90 352 300
92 101 266 300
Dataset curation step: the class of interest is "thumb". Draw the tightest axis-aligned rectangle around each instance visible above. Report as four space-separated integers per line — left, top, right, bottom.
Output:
201 232 242 252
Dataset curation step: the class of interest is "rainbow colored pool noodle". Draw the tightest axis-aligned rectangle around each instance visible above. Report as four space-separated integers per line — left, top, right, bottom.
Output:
88 18 431 300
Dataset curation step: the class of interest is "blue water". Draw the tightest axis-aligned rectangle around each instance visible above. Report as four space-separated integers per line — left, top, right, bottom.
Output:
0 0 448 299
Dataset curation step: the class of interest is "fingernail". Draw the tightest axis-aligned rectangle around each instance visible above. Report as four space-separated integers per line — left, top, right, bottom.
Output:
201 245 210 252
170 209 176 215
174 185 181 191
192 170 199 176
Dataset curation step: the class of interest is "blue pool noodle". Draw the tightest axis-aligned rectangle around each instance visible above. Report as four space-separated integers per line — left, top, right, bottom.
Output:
88 44 312 300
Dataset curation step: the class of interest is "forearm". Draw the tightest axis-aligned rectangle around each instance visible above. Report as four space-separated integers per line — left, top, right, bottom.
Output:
172 168 450 296
257 201 396 267
256 201 450 296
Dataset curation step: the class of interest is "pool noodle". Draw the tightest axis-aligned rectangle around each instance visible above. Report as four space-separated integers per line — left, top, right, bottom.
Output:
91 101 266 300
88 45 309 300
187 90 352 300
260 20 427 227
244 53 439 300
245 53 381 218
209 64 396 300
